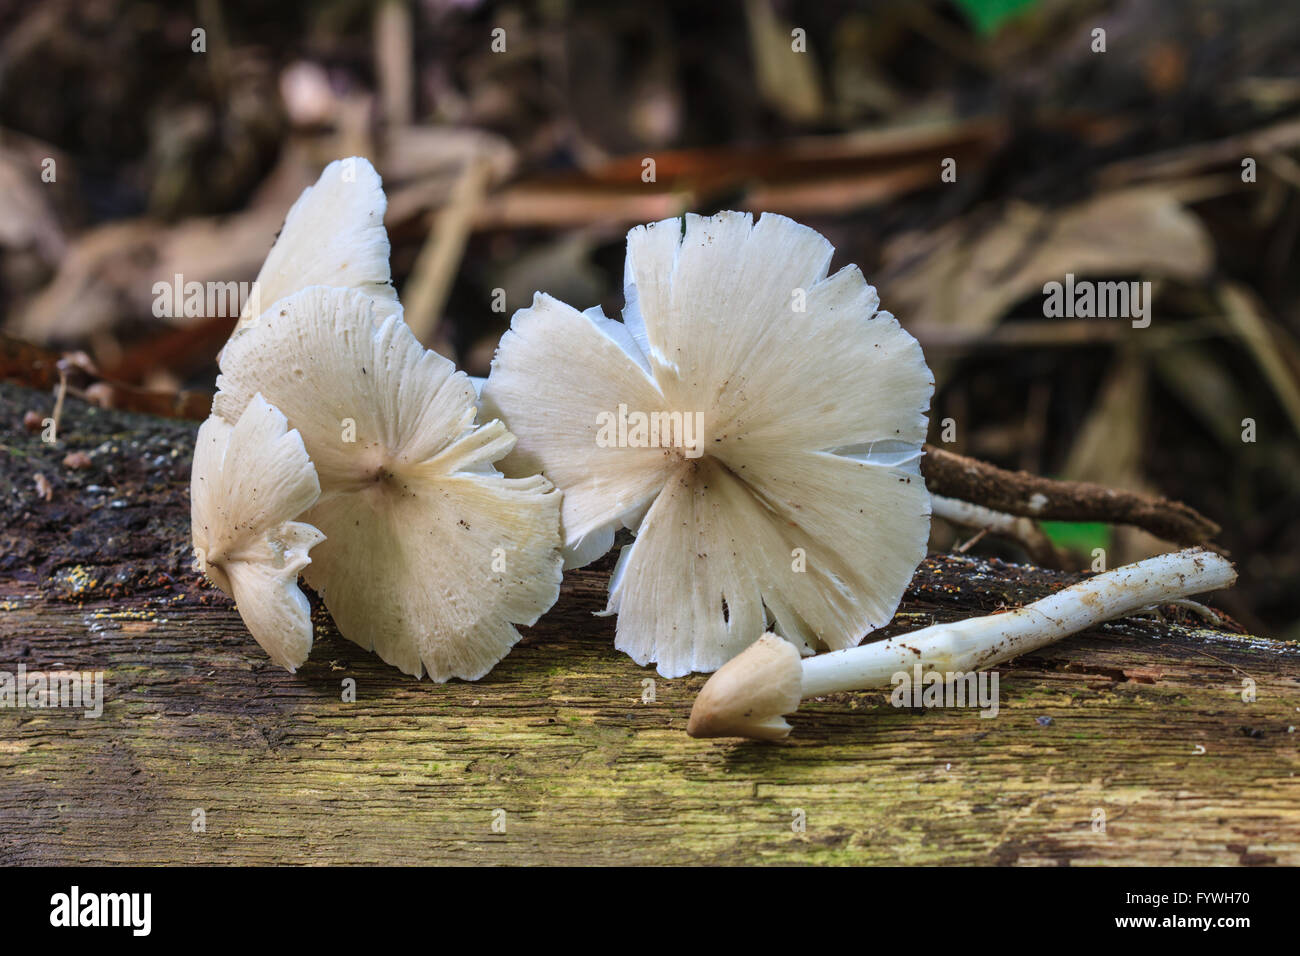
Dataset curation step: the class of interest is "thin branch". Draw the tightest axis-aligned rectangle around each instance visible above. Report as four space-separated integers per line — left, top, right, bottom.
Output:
930 493 1062 565
921 446 1220 545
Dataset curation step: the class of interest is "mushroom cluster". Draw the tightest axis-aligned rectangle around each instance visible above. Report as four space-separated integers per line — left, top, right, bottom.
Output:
482 211 935 677
191 158 563 680
191 160 1240 743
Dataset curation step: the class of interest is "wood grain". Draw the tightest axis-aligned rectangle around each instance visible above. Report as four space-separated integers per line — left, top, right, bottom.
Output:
1 383 1297 865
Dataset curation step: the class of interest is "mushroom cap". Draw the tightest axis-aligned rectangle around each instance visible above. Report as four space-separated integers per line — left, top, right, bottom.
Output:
233 156 399 336
191 393 324 672
483 210 934 677
215 286 563 681
687 633 803 740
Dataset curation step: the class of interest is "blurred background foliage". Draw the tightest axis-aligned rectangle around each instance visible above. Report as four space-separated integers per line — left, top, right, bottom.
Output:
1 0 1298 636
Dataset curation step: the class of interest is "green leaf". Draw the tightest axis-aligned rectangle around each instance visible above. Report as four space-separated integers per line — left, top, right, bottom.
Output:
952 0 1039 35
1039 520 1112 556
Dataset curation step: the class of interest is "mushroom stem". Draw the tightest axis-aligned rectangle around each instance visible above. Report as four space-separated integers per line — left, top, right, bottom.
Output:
801 548 1234 697
687 548 1236 740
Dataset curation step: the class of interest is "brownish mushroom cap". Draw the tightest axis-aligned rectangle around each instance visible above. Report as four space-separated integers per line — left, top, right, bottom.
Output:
687 633 803 741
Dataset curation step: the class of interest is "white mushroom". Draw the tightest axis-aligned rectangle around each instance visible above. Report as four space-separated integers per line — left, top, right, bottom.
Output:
191 394 324 672
215 285 563 681
482 211 934 677
688 548 1237 740
232 156 400 335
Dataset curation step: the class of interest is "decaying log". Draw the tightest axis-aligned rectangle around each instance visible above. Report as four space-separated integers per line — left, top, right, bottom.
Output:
1 383 1297 865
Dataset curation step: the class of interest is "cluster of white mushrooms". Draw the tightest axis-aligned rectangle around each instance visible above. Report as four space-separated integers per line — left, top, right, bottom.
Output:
192 158 562 680
192 157 1237 739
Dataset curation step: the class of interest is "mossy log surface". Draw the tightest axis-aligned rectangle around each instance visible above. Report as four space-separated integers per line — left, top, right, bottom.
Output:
1 382 1297 865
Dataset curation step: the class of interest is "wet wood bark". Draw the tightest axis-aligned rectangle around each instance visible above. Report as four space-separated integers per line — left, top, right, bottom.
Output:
1 382 1297 865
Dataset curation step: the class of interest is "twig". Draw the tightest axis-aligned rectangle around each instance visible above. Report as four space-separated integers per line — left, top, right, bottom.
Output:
921 446 1219 545
954 527 988 554
402 156 492 346
374 0 414 127
1216 281 1300 442
49 367 67 443
931 494 1060 565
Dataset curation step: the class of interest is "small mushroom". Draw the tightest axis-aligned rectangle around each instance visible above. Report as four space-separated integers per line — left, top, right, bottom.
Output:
191 393 324 672
686 633 803 741
215 285 563 681
231 156 399 335
482 211 934 677
688 548 1237 740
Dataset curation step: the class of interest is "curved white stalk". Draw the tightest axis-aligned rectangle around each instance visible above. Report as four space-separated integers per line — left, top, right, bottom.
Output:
689 548 1236 740
930 493 1057 562
800 548 1234 697
930 494 1028 535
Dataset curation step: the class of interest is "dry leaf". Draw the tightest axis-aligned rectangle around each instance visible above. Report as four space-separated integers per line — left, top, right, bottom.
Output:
744 0 825 123
882 187 1214 336
1217 281 1300 442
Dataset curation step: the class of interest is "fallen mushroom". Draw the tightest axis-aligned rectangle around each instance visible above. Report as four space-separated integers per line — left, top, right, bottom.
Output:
687 548 1236 740
231 156 399 336
191 393 324 672
215 285 563 681
482 211 934 677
